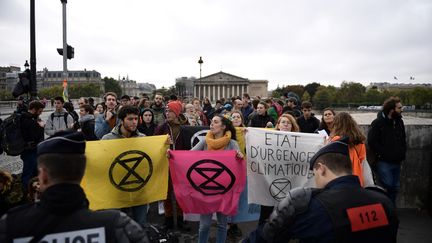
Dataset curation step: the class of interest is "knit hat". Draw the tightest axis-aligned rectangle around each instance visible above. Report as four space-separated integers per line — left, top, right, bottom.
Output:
309 137 349 169
166 101 182 117
37 131 86 156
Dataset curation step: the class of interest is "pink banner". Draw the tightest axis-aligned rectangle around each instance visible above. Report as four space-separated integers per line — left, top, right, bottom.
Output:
169 150 246 215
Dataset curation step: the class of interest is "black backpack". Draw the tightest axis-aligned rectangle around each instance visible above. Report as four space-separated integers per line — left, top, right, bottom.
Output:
0 112 27 156
50 112 69 126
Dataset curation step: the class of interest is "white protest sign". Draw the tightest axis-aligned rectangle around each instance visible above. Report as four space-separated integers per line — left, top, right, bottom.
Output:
246 128 324 206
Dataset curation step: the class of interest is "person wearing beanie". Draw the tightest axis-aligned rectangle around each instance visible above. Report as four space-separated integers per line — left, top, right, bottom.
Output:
244 137 399 243
0 131 149 243
155 100 190 231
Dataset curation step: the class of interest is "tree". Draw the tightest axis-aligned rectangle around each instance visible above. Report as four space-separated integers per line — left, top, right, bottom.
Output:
337 81 366 105
304 82 321 99
302 91 311 102
364 88 382 105
284 85 305 99
313 86 333 109
0 90 14 101
69 83 101 98
38 85 63 99
410 87 432 108
103 77 122 96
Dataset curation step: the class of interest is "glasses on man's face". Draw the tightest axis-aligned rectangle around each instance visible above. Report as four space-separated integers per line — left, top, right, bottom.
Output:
396 106 402 110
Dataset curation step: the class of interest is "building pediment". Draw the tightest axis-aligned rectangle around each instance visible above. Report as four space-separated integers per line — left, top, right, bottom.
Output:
197 71 249 84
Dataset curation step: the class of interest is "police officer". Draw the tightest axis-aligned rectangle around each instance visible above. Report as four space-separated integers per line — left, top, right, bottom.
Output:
244 138 399 243
0 131 149 243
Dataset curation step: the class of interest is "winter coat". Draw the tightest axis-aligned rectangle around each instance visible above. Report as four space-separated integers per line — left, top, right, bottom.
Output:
297 115 320 133
44 110 74 136
248 112 275 128
368 112 406 164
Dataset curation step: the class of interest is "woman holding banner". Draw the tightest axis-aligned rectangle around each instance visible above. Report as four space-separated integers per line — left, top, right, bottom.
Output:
192 114 244 243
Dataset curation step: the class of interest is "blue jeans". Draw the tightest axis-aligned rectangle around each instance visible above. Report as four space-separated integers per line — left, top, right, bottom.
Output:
199 213 228 243
20 149 38 190
121 204 149 227
376 161 401 205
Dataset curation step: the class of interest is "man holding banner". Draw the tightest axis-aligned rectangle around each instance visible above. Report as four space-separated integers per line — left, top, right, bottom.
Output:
245 138 398 243
100 106 149 226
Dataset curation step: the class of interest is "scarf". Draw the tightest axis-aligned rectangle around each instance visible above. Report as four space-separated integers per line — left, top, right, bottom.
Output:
206 130 232 151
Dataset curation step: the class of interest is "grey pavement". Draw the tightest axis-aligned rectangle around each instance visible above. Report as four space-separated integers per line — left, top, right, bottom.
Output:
145 203 432 243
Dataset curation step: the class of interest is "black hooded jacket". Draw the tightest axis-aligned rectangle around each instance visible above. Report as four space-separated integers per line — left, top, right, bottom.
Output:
368 111 406 164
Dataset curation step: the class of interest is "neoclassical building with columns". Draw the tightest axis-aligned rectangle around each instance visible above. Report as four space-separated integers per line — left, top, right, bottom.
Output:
193 71 268 102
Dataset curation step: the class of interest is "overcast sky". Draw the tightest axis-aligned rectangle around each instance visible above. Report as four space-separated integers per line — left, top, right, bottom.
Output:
1 0 431 90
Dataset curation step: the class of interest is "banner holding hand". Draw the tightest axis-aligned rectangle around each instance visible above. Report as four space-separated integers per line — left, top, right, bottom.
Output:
169 150 246 216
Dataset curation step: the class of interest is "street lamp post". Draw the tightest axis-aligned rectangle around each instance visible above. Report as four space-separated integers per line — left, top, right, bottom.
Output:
198 56 203 80
24 60 30 70
60 0 68 98
30 0 37 99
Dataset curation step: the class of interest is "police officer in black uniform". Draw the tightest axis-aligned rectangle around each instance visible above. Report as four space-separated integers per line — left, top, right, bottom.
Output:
244 138 399 243
0 131 149 243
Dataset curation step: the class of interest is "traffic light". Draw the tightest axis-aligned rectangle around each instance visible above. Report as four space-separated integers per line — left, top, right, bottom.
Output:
57 44 74 59
67 45 74 59
12 69 31 97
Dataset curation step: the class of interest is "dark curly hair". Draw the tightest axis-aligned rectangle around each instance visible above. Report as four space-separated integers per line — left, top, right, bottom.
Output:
213 114 237 141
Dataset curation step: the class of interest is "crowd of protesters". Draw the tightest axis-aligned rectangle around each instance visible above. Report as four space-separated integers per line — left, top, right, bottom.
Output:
0 92 405 242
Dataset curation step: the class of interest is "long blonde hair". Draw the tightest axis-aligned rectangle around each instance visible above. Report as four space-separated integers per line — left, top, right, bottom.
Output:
332 112 365 145
275 114 300 132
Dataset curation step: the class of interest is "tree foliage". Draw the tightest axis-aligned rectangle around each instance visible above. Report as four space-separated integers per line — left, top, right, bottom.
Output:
304 82 321 99
38 83 101 99
103 77 122 96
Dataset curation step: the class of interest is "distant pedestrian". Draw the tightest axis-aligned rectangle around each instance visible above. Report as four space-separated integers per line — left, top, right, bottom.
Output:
78 104 98 141
297 101 320 133
248 101 274 128
316 108 336 137
282 97 302 118
20 101 45 188
368 97 406 204
151 93 166 126
64 102 79 130
138 108 157 136
95 92 120 139
44 96 74 136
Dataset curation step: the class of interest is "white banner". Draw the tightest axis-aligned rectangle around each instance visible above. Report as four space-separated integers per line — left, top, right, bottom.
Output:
246 128 325 206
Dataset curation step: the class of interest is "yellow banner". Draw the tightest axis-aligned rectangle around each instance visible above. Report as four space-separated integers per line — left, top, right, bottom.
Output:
81 135 169 210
